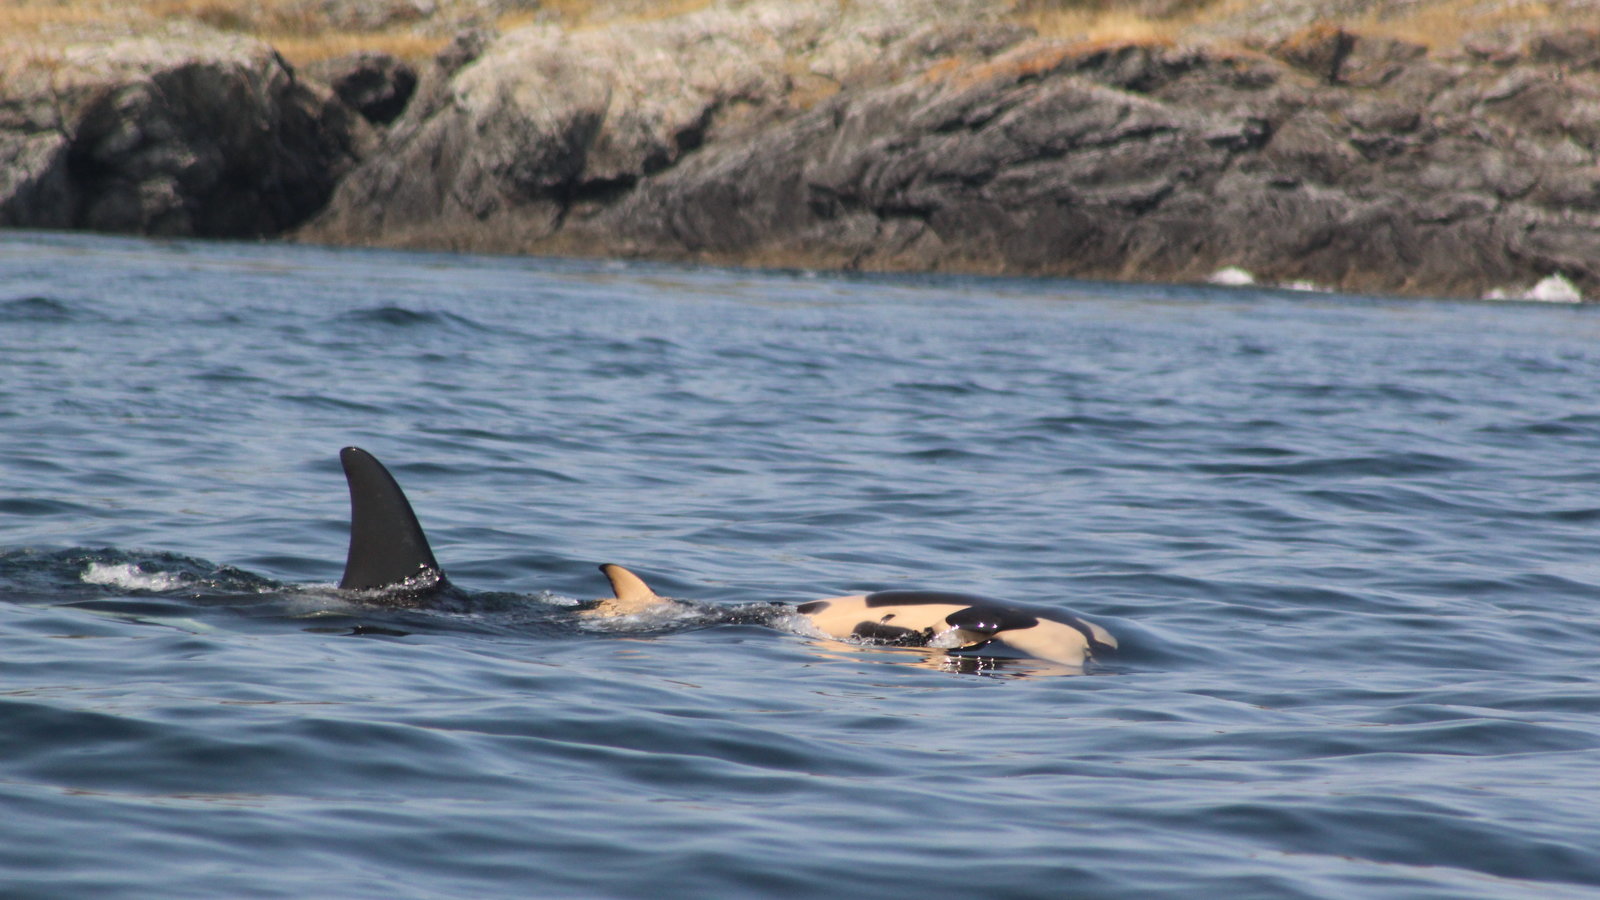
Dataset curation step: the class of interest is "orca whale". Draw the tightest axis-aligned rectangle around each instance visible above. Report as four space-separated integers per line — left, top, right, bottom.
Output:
336 446 1116 667
592 566 1116 668
791 588 1116 667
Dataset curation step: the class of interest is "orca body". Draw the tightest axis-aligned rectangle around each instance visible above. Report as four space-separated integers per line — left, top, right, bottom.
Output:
581 568 1117 667
793 590 1116 667
335 447 1116 668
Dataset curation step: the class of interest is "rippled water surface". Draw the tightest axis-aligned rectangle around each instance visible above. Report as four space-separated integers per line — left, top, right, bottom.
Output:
4 230 1600 898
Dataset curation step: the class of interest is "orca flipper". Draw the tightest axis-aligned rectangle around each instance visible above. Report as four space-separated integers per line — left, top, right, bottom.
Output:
338 446 446 591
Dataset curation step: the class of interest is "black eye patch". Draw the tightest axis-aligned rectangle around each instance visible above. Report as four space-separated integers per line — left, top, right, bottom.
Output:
944 603 1039 635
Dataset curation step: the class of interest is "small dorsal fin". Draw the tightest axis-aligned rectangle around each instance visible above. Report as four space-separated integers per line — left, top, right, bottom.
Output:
338 446 446 591
580 564 674 618
599 564 658 603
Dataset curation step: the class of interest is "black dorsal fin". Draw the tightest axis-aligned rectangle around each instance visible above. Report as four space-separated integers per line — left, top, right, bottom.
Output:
338 446 446 591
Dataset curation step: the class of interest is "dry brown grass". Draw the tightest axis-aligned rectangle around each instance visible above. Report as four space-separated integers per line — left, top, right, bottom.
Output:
0 0 451 64
0 2 100 31
1017 0 1216 45
523 0 716 30
1016 5 1194 45
0 0 725 66
269 32 450 64
148 0 259 33
3 0 1590 71
1349 0 1559 50
1012 0 1579 51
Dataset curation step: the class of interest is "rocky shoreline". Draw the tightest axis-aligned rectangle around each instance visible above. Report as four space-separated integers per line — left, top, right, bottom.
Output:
4 0 1599 301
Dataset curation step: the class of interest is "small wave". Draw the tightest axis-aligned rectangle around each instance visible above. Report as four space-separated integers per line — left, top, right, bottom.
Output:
1545 506 1600 524
899 446 991 462
1482 414 1600 438
335 306 486 330
0 497 97 516
191 367 267 386
1 295 96 321
1191 451 1468 478
1029 414 1159 435
894 380 1009 396
278 393 387 414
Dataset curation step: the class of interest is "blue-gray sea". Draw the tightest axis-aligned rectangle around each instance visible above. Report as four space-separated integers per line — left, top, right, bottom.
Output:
4 230 1600 899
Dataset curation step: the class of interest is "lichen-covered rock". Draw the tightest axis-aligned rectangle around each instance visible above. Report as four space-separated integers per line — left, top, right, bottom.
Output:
0 30 371 236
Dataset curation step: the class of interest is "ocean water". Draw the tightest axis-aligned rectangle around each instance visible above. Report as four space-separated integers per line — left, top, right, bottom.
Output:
3 229 1600 898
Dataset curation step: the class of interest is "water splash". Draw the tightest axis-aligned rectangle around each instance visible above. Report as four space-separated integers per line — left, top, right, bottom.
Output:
81 561 187 592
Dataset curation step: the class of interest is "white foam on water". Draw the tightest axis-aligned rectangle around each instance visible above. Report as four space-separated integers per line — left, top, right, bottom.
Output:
537 590 582 608
767 610 829 639
575 596 710 632
1279 279 1328 292
1526 273 1583 303
1207 266 1255 286
1485 273 1583 303
81 562 185 592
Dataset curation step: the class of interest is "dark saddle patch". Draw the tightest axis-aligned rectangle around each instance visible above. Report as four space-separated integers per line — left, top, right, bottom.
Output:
944 602 1040 635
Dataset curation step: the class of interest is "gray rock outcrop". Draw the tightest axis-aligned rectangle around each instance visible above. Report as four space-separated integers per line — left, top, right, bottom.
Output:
7 0 1599 299
300 3 1600 298
585 28 1600 297
300 0 1027 250
0 30 371 236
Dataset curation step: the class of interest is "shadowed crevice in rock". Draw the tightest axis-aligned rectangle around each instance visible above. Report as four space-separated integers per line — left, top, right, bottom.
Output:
304 52 418 125
1 33 372 238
